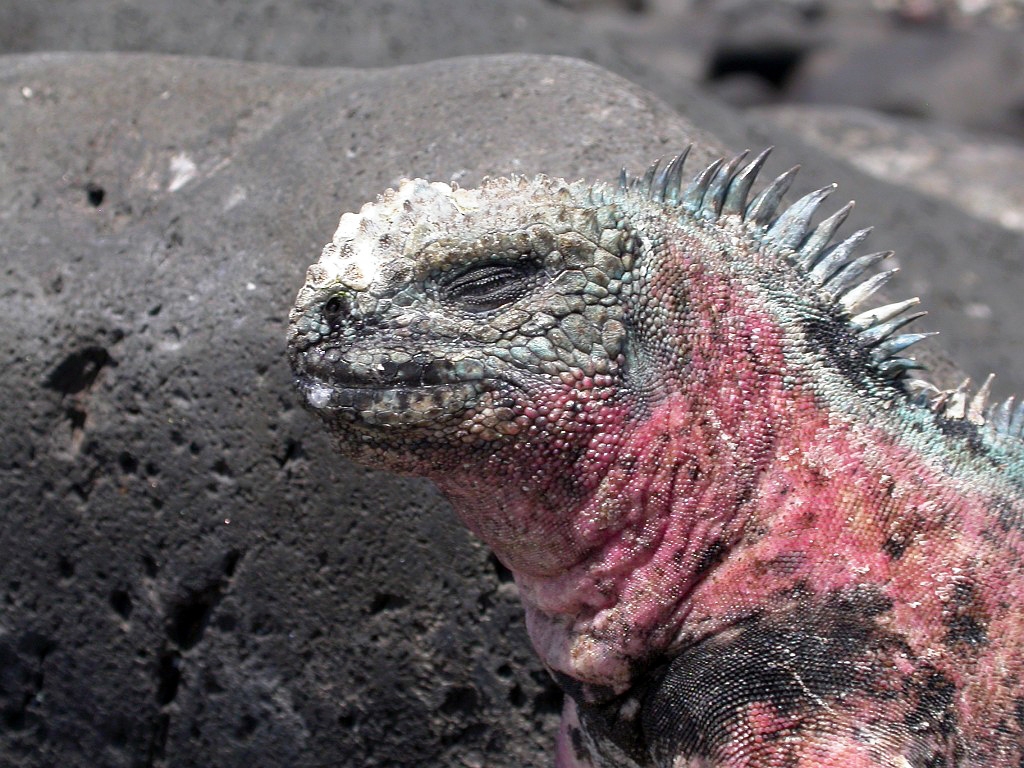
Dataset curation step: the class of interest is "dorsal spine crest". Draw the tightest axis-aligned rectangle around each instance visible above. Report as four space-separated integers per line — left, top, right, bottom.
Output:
616 147 1018 440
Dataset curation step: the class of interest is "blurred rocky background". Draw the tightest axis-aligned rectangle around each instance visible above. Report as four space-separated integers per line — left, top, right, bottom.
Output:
2 2 1022 767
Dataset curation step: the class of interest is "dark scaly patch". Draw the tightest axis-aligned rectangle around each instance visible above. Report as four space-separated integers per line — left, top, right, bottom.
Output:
883 532 910 559
944 614 987 647
1013 696 1024 730
797 311 894 399
760 551 805 576
569 726 591 763
942 580 989 649
903 668 960 764
640 587 900 765
552 671 619 708
557 673 649 766
934 412 989 458
884 509 940 562
993 494 1023 533
694 538 726 575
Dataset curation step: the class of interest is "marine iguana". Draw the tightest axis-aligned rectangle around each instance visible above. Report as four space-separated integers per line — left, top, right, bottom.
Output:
287 148 1024 766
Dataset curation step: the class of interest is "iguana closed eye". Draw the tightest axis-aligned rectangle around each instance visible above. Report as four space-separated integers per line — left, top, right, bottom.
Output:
288 148 1024 767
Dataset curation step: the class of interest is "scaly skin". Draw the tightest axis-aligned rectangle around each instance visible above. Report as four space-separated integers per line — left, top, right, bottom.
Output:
287 151 1024 766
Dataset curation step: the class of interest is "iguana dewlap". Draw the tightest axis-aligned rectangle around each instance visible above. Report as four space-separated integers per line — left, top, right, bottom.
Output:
287 148 1024 767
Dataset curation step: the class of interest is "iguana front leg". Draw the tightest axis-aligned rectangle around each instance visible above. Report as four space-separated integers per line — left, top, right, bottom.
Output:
631 614 959 767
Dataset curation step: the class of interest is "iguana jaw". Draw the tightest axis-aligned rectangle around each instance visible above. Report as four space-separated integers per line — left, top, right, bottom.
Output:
290 341 489 427
297 378 483 426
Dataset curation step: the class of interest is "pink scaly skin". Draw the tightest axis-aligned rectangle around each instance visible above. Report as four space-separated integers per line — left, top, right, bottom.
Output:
288 151 1024 766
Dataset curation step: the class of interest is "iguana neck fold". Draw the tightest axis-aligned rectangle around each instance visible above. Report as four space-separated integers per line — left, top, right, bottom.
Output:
433 235 798 692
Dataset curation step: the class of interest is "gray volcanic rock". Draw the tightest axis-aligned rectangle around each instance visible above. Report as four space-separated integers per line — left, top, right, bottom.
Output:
787 14 1024 140
5 0 1024 145
0 52 717 768
0 0 648 91
2 51 1023 768
0 0 579 63
759 104 1024 232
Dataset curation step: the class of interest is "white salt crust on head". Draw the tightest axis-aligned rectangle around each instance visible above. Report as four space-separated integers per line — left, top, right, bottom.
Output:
317 179 489 291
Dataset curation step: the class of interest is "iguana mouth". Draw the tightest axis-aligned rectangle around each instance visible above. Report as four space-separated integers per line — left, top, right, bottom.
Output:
298 379 483 425
296 348 486 388
293 347 487 424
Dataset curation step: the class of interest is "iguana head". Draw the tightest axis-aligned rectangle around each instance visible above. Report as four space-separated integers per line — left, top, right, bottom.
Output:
288 175 644 572
287 150 928 577
288 173 635 446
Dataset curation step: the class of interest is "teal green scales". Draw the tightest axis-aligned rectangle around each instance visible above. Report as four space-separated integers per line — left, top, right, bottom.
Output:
288 147 1024 766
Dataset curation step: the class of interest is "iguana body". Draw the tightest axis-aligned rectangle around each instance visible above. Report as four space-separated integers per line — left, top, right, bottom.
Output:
287 149 1024 766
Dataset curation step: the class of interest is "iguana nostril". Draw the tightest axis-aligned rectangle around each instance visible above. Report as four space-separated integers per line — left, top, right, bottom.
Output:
323 295 345 330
